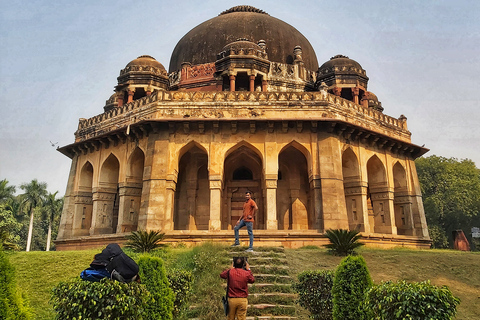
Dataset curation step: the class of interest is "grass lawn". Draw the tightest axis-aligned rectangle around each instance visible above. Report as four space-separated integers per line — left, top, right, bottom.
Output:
8 246 480 319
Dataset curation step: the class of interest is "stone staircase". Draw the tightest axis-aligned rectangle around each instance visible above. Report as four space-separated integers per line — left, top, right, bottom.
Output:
229 246 299 320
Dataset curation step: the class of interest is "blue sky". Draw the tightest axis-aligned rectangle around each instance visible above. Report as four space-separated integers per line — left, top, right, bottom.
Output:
1 0 479 195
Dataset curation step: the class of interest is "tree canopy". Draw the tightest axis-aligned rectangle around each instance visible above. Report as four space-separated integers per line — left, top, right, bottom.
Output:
415 156 480 248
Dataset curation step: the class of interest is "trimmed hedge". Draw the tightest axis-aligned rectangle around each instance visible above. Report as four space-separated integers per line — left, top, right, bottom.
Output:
138 255 174 320
50 278 151 319
332 255 372 320
294 270 334 320
0 248 31 320
365 280 460 319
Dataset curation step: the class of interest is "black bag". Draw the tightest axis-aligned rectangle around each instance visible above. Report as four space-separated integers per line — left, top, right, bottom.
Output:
90 243 139 283
222 270 230 316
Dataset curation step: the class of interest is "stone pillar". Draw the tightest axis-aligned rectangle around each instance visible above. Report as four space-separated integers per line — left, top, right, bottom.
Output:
90 187 117 235
127 89 135 103
187 188 197 230
209 175 223 230
164 174 177 231
262 80 267 92
352 87 360 104
317 133 349 230
117 93 124 107
407 159 429 238
370 186 397 235
310 178 323 231
116 183 142 233
56 154 79 240
265 177 278 230
229 75 236 92
72 192 93 236
343 180 371 233
249 74 255 92
333 87 342 97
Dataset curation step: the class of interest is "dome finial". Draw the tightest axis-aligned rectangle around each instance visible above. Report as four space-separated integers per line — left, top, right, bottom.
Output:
219 6 269 16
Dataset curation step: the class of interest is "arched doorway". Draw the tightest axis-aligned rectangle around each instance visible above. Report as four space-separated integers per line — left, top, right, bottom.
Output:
342 148 366 231
74 161 94 236
366 155 392 234
393 162 414 235
174 144 210 230
223 144 263 230
117 148 145 233
277 146 311 230
93 154 120 234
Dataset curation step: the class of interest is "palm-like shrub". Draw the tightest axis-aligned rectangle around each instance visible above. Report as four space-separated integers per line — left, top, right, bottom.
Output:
324 229 364 256
125 230 165 253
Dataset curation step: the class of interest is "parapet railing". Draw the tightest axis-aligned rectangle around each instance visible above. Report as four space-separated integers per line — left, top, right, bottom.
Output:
78 90 406 131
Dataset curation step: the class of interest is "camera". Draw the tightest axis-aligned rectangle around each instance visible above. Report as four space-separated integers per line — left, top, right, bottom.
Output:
233 256 248 269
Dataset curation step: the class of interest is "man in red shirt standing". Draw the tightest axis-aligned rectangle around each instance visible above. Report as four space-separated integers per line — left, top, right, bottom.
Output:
232 191 258 252
220 257 255 320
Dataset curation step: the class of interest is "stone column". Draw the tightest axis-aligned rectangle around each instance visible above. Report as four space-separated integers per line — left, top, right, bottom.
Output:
370 186 397 235
209 174 223 230
164 174 177 231
187 188 197 230
265 176 278 230
229 75 236 92
317 133 349 230
333 87 342 97
56 154 79 240
310 178 323 231
90 187 117 235
262 80 267 92
72 191 93 236
117 92 124 107
116 182 142 233
352 87 360 104
127 89 135 103
249 74 255 92
407 159 429 237
343 180 371 233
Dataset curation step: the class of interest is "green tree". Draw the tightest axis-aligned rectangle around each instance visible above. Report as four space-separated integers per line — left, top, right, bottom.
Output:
0 179 16 203
41 192 63 251
19 180 48 252
0 203 22 250
415 156 480 247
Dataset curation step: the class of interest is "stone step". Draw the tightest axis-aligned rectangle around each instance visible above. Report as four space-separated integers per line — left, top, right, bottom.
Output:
246 317 297 320
250 292 297 298
250 303 296 309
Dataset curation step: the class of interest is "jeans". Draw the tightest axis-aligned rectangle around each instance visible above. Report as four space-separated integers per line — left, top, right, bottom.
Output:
234 220 253 249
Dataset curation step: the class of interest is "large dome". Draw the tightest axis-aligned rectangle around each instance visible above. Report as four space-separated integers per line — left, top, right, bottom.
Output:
168 6 318 72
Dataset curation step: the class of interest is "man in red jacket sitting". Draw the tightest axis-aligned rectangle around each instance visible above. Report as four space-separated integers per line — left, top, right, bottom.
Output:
220 257 255 320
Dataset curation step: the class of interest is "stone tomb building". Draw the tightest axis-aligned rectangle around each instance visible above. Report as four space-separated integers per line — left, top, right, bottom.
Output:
56 6 430 249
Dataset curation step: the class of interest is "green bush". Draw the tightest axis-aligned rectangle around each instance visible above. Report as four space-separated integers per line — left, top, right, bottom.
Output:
293 270 334 320
332 255 372 320
324 229 364 256
125 230 166 253
50 278 151 319
365 280 460 319
138 255 174 320
0 248 31 320
167 269 194 317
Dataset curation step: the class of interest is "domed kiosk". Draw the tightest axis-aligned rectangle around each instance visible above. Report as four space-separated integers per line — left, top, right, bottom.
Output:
56 6 430 251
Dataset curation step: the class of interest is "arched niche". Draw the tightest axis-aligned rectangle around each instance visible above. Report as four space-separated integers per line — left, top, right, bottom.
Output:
223 144 263 230
277 145 311 230
118 147 145 233
73 161 94 236
366 155 391 234
393 162 413 235
174 144 209 230
342 148 365 231
94 154 120 235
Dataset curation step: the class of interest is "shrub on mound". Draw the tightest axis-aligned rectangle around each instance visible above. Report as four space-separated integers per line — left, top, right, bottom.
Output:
332 255 372 320
138 255 174 320
51 278 151 319
365 280 460 319
168 268 194 317
294 270 334 320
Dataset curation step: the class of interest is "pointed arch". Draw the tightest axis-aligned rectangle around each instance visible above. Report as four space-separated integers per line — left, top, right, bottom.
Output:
342 147 366 231
278 140 311 171
174 143 209 230
366 154 392 234
223 142 264 230
99 153 120 187
277 145 311 230
393 161 413 235
79 161 94 191
127 147 145 183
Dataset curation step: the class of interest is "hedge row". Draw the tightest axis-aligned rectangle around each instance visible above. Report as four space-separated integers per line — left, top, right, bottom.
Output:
295 255 459 320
